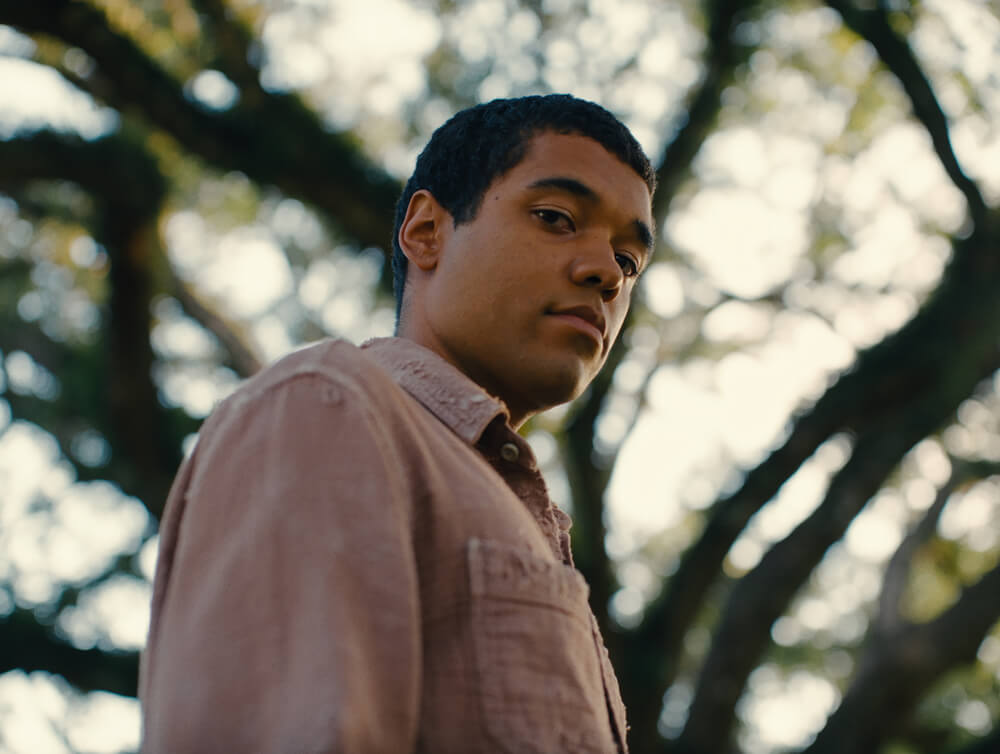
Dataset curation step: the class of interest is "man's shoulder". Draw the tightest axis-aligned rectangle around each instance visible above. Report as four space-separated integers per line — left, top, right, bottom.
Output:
253 338 383 388
220 338 401 416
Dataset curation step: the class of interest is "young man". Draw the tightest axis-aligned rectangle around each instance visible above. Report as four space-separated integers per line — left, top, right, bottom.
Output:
140 94 656 753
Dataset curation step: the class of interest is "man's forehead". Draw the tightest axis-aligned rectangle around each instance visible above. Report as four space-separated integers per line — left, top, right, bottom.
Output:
518 129 619 166
515 132 653 223
520 130 649 186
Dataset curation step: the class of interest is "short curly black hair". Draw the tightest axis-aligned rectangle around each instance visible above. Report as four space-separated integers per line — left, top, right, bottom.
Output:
391 94 656 320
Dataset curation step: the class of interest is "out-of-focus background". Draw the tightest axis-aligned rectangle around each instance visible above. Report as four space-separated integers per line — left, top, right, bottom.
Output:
0 0 998 752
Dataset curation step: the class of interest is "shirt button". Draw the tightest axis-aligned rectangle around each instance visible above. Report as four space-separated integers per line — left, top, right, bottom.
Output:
500 442 520 462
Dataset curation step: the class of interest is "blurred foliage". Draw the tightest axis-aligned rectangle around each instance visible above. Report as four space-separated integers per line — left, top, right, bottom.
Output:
0 0 999 752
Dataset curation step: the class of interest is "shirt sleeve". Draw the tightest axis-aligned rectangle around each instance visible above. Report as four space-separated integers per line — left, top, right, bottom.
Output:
140 372 420 753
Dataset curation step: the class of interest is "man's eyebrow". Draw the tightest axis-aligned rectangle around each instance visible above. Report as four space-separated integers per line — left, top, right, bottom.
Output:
528 176 654 253
633 218 654 254
527 176 598 200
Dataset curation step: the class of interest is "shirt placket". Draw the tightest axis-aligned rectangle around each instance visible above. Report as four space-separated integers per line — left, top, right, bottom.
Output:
484 427 630 752
483 431 567 564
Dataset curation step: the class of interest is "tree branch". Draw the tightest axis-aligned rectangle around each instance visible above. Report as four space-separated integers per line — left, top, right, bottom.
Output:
676 314 1000 753
676 413 935 752
875 478 952 636
617 3 759 745
187 0 266 98
0 0 401 251
806 559 1000 754
564 325 629 643
825 0 988 224
652 0 756 223
170 271 263 378
630 207 1000 751
877 457 1000 637
0 130 180 515
0 130 165 218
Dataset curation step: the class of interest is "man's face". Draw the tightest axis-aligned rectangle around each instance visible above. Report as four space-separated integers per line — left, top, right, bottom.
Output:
404 131 654 427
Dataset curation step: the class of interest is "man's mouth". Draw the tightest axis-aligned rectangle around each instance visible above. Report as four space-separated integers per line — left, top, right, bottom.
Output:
547 305 606 345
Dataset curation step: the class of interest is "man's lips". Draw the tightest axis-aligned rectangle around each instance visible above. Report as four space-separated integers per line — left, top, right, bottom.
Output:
548 305 606 344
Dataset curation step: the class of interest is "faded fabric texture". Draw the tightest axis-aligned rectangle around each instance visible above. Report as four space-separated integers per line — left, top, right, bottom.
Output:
139 337 628 753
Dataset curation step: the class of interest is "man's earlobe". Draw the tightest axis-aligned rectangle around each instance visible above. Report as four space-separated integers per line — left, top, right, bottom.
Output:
398 190 447 271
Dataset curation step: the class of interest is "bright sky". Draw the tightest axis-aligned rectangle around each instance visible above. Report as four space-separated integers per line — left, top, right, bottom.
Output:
1 0 999 752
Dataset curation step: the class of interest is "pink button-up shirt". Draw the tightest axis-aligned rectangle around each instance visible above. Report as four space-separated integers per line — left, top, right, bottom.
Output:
140 337 628 752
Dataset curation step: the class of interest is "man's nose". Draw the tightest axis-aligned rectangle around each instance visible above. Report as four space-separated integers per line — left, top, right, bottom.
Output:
569 239 624 301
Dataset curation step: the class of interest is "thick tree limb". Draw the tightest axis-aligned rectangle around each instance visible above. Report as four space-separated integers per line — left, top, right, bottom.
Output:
186 0 268 102
0 130 269 503
652 0 756 222
1 129 264 375
674 212 1000 749
632 206 1000 752
805 559 1000 754
0 0 401 252
825 0 988 224
0 130 178 514
0 130 165 218
677 407 951 752
613 3 759 746
564 327 629 645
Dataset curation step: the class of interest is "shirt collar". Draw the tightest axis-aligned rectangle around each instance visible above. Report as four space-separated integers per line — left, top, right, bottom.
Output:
361 337 508 446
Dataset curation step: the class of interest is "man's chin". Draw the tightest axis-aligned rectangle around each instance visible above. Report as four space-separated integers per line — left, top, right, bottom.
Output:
517 364 595 414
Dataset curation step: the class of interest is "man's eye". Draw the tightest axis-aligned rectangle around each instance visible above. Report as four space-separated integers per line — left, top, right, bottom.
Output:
616 253 639 278
534 208 574 231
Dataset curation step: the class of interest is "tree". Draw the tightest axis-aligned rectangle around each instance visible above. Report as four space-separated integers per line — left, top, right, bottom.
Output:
0 0 998 752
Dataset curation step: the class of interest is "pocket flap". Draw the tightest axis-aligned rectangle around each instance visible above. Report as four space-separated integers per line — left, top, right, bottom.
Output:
468 537 590 611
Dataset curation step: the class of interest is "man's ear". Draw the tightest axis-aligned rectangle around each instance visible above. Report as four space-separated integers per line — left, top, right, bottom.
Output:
398 189 450 271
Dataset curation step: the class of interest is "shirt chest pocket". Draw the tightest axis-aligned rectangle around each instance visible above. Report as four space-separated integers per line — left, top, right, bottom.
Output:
467 538 619 754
